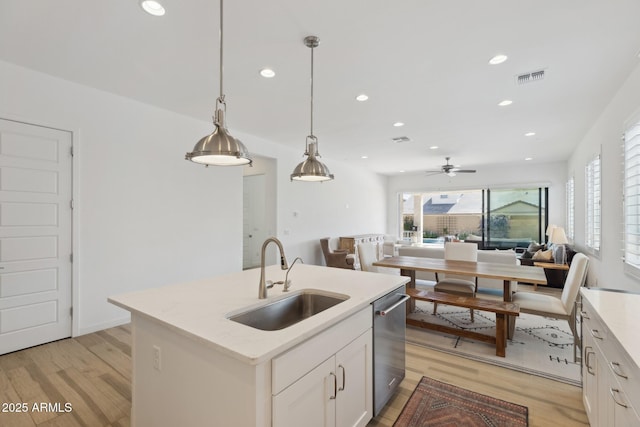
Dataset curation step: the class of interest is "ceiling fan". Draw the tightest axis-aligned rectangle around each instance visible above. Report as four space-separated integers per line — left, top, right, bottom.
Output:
425 157 477 177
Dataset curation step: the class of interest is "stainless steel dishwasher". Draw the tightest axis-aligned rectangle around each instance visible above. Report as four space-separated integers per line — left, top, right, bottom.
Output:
372 287 410 416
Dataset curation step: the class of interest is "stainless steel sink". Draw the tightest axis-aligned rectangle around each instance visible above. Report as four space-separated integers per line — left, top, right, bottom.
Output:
228 290 349 331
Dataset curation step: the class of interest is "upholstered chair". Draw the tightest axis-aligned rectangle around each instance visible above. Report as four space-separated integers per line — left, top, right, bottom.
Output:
511 252 589 359
358 242 399 275
433 242 478 321
320 237 355 269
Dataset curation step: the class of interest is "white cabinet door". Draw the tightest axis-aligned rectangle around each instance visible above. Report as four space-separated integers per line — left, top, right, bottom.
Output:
336 330 372 427
273 357 336 427
582 333 598 424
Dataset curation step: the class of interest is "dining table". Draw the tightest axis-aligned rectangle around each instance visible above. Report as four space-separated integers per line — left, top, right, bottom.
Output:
372 255 548 339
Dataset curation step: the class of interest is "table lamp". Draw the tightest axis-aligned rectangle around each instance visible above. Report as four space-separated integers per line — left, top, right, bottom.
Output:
549 226 569 264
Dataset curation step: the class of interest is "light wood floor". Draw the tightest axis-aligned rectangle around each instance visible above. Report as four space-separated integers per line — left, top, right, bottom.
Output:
0 322 588 427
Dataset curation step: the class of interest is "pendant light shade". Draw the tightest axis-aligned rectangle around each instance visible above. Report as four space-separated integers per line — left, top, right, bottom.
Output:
291 36 333 182
291 140 334 181
186 0 251 167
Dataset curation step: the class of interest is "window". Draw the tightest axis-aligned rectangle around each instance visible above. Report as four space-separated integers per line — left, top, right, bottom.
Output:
624 122 640 270
585 155 601 252
566 177 575 240
399 187 548 249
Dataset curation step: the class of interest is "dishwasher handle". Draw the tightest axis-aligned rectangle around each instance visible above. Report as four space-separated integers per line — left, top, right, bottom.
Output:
376 294 411 316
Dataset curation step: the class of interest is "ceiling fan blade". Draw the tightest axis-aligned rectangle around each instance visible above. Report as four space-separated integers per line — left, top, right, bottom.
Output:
425 170 443 176
450 169 476 173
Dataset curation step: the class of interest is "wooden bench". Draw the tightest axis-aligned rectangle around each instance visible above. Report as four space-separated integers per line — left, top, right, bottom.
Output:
406 289 520 357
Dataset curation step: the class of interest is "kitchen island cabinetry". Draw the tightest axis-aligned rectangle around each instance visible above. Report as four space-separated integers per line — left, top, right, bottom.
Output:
273 327 372 427
581 289 640 427
109 264 407 427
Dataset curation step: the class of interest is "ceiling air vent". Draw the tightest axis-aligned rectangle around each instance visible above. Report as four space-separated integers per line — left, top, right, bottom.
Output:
392 136 411 143
516 69 545 85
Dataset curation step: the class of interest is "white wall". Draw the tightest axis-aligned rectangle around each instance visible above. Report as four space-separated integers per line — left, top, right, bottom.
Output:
0 60 389 335
568 63 640 291
270 145 388 265
386 161 567 238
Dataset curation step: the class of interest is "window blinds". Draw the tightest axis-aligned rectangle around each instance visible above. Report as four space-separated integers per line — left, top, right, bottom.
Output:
566 177 575 240
586 155 601 251
624 122 640 268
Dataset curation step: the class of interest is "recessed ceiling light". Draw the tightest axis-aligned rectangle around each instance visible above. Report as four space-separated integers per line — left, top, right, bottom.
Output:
361 155 368 159
140 0 165 16
393 122 405 127
525 132 536 137
498 100 513 107
259 68 275 78
429 146 439 150
525 157 533 161
399 170 405 173
489 54 508 65
355 94 369 102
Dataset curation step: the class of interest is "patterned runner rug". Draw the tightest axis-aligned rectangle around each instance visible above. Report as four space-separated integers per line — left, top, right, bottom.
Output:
406 297 581 385
394 376 528 427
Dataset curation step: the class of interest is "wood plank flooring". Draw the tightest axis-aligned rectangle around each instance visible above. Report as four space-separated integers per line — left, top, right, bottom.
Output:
0 322 588 426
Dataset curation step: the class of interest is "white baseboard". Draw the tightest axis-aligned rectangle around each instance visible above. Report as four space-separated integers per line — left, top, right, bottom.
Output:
75 315 131 337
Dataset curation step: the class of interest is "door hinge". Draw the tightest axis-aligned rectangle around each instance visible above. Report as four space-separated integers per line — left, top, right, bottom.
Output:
70 145 74 157
70 199 74 209
70 253 73 263
70 307 73 317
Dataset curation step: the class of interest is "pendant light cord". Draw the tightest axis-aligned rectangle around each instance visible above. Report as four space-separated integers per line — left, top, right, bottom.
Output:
309 44 314 139
218 0 225 105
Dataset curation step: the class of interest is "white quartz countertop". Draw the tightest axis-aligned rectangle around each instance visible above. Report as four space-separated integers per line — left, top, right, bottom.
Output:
108 264 409 365
581 288 640 370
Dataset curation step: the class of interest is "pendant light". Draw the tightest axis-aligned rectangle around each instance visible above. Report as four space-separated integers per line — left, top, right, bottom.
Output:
290 36 334 182
186 0 251 166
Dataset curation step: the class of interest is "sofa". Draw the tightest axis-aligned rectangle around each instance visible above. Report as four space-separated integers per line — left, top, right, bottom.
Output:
397 245 518 295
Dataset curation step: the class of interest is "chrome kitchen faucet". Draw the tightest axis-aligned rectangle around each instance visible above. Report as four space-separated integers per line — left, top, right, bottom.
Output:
258 237 289 299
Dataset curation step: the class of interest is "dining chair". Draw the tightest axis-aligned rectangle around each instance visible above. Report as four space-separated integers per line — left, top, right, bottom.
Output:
433 242 478 321
511 252 589 360
358 242 399 275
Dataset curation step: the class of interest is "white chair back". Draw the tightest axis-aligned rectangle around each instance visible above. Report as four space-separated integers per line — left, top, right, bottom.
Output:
560 253 589 311
443 242 478 281
358 242 379 272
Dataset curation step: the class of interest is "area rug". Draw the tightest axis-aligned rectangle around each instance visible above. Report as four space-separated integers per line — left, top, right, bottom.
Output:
394 376 528 427
406 297 581 385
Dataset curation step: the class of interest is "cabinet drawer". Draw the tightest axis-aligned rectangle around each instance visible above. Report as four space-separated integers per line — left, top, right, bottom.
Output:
272 306 372 395
606 336 640 411
582 306 608 344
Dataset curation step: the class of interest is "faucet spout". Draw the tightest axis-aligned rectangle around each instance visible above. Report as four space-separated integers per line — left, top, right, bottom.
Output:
259 237 289 299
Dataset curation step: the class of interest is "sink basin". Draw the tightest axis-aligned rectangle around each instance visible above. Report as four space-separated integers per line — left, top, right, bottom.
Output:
228 290 350 331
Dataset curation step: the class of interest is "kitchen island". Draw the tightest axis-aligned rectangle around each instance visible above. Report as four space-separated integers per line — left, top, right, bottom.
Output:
109 264 408 427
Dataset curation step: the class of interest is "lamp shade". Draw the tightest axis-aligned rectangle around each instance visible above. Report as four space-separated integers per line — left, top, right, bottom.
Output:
549 226 569 245
545 224 557 236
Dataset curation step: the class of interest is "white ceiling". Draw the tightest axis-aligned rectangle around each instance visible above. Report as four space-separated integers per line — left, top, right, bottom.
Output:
1 0 639 175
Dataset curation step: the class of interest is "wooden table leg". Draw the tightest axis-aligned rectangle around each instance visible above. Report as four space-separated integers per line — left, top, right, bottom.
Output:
503 279 515 340
495 313 507 357
401 268 416 315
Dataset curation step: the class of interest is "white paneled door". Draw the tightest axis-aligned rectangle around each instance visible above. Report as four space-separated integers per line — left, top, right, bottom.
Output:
0 118 72 355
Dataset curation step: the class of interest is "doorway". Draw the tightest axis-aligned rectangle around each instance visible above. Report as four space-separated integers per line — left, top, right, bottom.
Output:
0 118 73 355
243 156 277 270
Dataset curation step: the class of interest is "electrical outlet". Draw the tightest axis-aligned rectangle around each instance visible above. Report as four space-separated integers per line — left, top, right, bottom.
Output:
153 345 161 371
